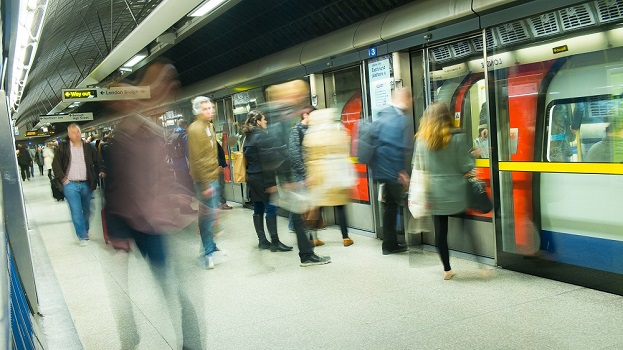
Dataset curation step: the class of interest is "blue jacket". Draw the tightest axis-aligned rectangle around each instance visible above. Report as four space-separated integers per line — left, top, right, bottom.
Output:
171 126 189 171
371 105 409 183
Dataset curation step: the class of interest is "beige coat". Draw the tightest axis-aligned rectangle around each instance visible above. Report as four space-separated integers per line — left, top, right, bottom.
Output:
303 109 355 207
187 118 220 190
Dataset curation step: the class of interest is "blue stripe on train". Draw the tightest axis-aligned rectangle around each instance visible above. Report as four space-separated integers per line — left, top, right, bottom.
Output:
540 230 623 275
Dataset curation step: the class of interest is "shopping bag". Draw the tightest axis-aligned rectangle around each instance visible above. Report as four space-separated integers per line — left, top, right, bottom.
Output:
231 151 246 183
407 168 429 219
407 141 429 219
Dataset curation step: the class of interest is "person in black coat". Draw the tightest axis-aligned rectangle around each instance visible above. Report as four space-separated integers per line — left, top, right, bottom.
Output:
16 144 33 181
243 110 292 252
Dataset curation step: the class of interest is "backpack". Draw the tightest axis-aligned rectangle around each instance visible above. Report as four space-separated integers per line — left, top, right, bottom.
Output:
356 119 376 164
165 132 185 159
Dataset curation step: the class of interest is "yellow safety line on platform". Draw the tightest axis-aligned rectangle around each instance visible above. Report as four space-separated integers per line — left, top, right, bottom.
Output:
498 162 623 175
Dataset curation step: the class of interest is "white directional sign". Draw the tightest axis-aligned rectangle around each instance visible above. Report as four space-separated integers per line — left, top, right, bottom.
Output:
39 113 94 123
61 86 151 102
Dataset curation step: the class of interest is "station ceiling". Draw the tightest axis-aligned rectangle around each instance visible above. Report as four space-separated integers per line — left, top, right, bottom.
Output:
14 0 415 129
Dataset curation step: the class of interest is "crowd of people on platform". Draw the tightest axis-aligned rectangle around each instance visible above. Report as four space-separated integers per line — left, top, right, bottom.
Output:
14 60 493 349
16 62 496 284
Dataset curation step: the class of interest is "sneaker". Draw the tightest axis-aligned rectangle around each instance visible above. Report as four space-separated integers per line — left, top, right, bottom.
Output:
218 203 232 210
201 255 215 269
343 238 354 247
300 254 331 267
79 240 88 247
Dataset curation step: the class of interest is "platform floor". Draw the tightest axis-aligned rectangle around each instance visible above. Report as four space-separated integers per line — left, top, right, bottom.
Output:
20 174 623 349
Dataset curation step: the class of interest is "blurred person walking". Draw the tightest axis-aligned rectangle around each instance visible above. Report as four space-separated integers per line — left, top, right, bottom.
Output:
52 123 105 245
243 110 293 252
287 105 313 233
371 88 412 255
263 80 330 266
104 60 204 349
303 108 356 247
16 144 33 181
414 102 475 280
43 142 55 179
35 146 44 175
187 96 223 269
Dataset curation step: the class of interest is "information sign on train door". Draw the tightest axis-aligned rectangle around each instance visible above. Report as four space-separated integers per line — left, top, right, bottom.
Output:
368 55 392 121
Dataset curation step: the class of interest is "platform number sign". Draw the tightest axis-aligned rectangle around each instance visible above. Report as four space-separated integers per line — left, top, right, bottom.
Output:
369 47 377 57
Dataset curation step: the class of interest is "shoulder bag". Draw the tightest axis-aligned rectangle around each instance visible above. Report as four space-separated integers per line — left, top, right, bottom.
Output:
467 172 492 213
231 138 246 183
407 142 429 219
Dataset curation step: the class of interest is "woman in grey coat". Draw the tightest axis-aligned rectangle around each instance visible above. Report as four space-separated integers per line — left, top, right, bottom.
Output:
414 102 474 280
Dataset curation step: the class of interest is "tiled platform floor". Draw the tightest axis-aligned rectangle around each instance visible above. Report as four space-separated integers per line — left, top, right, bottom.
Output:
21 175 623 349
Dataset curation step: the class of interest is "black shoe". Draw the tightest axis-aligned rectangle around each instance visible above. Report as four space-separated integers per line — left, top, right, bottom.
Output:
258 240 271 250
382 246 408 255
271 240 293 252
300 254 331 267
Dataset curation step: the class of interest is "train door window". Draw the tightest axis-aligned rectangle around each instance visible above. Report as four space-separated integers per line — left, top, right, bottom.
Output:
546 98 623 163
427 37 486 154
232 88 265 144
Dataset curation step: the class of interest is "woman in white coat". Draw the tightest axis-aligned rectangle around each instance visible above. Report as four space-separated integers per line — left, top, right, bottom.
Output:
43 142 55 180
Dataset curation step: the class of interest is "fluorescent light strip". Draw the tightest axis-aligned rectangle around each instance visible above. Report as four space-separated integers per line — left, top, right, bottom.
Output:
190 0 226 17
123 54 147 67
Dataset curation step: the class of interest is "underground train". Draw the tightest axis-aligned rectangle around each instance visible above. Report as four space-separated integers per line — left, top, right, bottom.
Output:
83 0 623 294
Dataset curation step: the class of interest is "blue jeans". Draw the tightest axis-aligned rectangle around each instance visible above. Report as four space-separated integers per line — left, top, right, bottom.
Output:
195 181 220 256
63 181 92 240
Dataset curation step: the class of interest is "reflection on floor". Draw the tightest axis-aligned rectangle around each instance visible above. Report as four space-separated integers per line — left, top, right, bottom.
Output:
21 175 623 349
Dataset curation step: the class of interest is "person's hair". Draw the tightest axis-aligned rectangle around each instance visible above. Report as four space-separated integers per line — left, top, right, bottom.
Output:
67 123 80 132
177 119 189 128
242 110 264 134
192 96 212 116
417 102 455 150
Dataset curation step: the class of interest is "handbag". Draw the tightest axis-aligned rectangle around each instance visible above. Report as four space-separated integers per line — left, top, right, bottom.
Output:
304 207 324 230
407 142 429 219
231 139 246 183
467 174 492 213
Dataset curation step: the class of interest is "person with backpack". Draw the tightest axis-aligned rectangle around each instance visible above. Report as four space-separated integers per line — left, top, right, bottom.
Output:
168 119 196 214
371 88 412 255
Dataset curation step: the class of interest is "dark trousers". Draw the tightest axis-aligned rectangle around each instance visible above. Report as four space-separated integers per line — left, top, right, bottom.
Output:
19 165 29 181
335 205 349 239
433 215 452 272
380 182 403 251
291 212 314 260
38 164 44 175
218 171 227 204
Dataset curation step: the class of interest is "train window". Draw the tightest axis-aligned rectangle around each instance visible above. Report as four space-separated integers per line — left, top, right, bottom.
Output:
547 98 623 163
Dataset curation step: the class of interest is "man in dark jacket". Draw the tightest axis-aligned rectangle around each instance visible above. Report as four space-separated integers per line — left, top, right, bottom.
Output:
17 144 33 181
52 123 105 246
371 88 412 255
287 105 314 231
264 80 330 267
216 139 232 210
